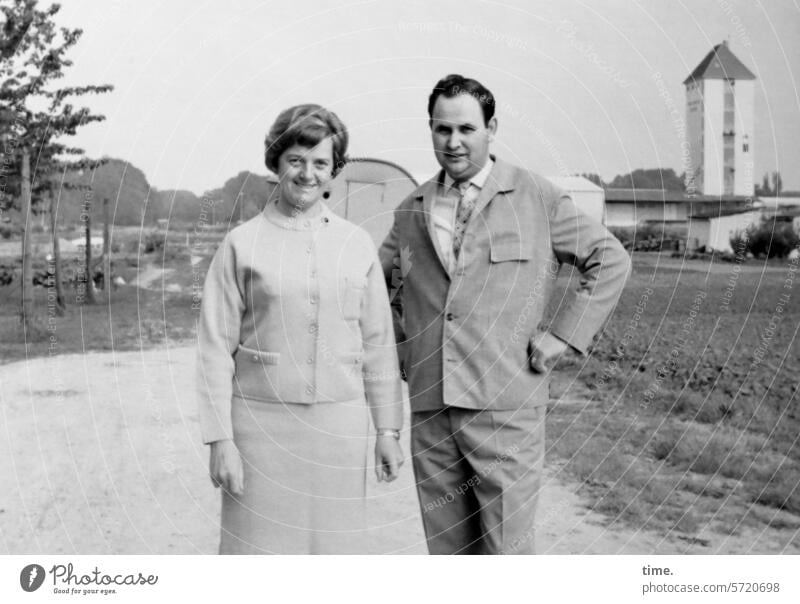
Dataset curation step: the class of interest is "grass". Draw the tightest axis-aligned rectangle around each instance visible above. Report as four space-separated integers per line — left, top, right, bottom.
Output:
547 253 800 540
0 234 207 364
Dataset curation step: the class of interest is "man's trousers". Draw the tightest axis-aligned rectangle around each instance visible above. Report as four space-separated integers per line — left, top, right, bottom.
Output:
410 405 545 555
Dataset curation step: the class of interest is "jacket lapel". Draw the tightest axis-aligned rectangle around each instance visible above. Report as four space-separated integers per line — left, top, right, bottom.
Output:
470 157 517 222
417 172 451 278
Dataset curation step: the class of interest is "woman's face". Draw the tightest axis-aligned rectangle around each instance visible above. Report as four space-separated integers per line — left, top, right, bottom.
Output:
277 139 334 212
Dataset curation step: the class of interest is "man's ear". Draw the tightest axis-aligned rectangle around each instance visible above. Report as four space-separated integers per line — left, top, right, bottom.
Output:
487 117 498 140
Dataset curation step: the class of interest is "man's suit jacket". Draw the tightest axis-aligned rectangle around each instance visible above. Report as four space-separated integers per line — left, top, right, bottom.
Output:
379 157 631 413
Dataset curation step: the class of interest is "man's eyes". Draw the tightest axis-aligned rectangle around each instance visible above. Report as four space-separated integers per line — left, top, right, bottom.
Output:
435 126 476 134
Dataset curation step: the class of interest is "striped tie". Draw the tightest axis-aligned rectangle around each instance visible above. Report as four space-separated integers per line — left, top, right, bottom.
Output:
452 183 475 259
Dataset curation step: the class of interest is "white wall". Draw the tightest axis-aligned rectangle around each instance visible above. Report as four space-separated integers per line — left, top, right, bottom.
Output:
689 211 760 252
734 79 755 196
570 190 605 224
702 79 725 195
605 203 689 227
686 218 709 250
685 80 704 195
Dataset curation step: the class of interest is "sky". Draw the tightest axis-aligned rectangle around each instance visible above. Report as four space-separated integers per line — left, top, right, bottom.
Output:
51 0 800 194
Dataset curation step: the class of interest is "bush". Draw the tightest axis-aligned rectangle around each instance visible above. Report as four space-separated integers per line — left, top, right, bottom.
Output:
609 223 687 252
738 218 799 259
143 230 165 254
0 223 20 239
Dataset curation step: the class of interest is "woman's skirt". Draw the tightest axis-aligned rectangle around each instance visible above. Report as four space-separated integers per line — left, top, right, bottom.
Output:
219 396 370 554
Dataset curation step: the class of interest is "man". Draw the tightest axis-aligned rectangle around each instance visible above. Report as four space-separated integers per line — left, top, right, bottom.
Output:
379 74 630 554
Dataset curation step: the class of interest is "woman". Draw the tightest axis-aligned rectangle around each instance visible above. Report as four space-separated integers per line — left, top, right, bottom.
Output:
196 104 404 554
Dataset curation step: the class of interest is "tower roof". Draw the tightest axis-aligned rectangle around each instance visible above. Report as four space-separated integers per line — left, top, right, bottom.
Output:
684 41 756 85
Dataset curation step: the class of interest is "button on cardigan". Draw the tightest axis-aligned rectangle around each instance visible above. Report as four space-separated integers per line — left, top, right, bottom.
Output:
197 201 404 444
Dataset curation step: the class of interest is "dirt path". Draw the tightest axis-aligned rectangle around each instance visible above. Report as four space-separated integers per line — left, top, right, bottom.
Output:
131 264 177 291
0 346 794 554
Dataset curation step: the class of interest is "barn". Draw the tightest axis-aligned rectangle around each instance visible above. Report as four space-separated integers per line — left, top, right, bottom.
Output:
325 158 419 246
262 157 418 246
604 188 753 228
686 206 761 252
549 176 606 224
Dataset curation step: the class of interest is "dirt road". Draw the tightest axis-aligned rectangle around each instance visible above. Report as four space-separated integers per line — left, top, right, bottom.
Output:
1 345 794 554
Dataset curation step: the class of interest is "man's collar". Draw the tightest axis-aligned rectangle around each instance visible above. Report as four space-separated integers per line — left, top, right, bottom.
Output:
413 156 516 202
443 157 494 193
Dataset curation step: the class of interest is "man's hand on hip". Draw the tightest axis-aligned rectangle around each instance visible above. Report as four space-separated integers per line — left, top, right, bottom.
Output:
529 331 569 373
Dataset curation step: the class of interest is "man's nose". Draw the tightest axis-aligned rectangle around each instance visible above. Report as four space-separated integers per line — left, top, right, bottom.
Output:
446 133 461 149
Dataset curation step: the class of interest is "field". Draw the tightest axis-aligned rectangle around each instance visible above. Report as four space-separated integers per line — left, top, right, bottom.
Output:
1 233 798 549
0 226 217 365
549 252 800 546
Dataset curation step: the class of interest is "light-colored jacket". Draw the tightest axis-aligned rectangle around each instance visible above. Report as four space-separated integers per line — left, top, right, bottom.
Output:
197 202 403 443
379 158 631 413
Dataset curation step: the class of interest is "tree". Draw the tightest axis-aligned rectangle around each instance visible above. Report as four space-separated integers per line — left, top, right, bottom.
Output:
579 173 605 188
607 168 684 191
0 0 112 327
771 171 782 197
756 172 772 196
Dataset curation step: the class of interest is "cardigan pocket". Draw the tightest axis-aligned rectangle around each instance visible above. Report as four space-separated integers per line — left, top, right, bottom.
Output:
314 350 365 401
233 344 281 402
341 276 367 320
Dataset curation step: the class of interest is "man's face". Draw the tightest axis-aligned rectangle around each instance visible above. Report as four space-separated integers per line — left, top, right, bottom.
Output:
430 93 496 183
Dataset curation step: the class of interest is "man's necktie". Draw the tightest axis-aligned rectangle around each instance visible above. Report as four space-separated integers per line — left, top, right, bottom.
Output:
452 183 476 259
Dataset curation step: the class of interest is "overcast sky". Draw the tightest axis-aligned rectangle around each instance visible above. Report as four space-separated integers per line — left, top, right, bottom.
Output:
54 0 800 194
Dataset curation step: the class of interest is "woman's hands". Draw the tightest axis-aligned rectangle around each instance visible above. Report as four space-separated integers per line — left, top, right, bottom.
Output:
209 439 244 496
374 434 404 482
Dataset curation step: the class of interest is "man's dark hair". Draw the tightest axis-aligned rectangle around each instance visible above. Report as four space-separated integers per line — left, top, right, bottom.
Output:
427 74 496 125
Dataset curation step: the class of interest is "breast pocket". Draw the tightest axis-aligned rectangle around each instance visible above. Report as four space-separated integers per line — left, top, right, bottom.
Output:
490 233 533 263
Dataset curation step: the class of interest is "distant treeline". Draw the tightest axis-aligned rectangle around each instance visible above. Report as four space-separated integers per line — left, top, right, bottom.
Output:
12 158 277 228
580 168 787 196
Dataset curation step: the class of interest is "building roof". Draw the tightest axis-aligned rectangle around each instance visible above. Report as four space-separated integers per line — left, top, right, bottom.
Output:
684 41 756 85
604 188 753 204
549 176 604 193
762 206 800 219
345 157 419 186
689 206 761 219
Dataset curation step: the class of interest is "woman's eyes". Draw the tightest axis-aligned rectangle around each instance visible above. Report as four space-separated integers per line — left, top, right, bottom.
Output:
286 158 329 169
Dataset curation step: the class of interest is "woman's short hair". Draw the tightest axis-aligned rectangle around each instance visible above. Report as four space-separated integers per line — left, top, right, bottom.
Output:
427 74 496 125
264 104 349 177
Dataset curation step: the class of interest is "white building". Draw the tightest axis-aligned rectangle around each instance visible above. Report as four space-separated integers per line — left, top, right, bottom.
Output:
685 41 756 197
549 176 606 224
687 207 761 252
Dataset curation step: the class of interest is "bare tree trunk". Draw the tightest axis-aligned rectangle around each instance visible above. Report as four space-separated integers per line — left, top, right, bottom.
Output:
20 149 33 328
103 196 111 302
49 182 65 313
82 193 96 305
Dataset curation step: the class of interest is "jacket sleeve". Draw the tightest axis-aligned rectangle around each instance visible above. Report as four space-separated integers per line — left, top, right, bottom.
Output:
361 247 404 431
196 235 245 443
378 211 408 377
546 191 631 354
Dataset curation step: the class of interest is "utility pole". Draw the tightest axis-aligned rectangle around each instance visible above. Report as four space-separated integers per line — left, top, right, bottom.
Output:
20 149 33 328
103 197 111 302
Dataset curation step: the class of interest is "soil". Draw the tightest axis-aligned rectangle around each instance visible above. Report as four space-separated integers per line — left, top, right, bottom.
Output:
2 346 796 555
